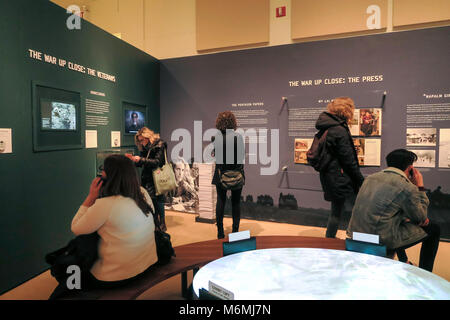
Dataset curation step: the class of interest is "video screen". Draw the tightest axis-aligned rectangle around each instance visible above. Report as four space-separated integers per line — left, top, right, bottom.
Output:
124 109 146 134
41 100 77 131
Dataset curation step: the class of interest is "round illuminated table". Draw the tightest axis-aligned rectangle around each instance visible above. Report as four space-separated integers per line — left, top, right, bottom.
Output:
192 248 450 300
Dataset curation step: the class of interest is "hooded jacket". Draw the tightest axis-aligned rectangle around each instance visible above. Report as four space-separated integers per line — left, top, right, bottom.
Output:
137 138 168 198
315 112 364 201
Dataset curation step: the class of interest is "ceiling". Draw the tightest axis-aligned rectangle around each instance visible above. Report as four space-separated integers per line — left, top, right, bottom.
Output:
50 0 97 9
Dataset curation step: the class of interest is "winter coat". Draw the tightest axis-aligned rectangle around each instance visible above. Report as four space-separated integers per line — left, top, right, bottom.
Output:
315 112 364 201
136 139 167 198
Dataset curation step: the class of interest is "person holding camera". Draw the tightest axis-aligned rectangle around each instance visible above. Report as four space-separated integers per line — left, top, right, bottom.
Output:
347 149 440 272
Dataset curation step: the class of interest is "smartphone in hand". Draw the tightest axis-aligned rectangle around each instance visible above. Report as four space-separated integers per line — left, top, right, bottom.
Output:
408 166 414 179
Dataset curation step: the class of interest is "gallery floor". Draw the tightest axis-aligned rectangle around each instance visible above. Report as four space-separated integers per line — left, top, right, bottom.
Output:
1 210 449 300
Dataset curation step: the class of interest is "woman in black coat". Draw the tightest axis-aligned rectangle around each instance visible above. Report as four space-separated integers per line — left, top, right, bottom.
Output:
315 97 364 238
212 111 245 239
126 127 168 231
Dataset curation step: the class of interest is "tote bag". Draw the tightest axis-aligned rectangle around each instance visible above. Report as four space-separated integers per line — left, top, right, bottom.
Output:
152 149 177 196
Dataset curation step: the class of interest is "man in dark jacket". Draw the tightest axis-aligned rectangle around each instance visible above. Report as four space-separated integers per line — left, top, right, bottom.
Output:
315 97 364 238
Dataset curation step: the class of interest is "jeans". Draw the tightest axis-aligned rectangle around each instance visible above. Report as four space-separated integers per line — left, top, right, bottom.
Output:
326 198 345 238
216 185 242 237
391 221 440 272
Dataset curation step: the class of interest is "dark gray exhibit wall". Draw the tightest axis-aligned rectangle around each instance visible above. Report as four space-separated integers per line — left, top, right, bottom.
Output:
160 27 450 238
0 0 159 293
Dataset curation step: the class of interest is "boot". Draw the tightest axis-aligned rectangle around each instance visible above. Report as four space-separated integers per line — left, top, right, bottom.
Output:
217 224 225 239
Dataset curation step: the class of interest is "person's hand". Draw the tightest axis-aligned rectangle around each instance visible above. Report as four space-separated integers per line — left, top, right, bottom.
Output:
419 218 430 227
408 167 424 188
125 153 141 163
83 177 103 207
89 177 103 198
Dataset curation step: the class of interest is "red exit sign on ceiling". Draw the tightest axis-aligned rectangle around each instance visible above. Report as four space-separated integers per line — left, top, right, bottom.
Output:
276 6 286 18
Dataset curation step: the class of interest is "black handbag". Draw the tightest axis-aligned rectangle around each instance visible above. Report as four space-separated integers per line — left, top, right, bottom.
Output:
154 228 176 265
45 233 99 299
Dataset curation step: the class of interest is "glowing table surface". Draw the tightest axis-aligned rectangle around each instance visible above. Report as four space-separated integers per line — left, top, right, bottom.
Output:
192 248 450 300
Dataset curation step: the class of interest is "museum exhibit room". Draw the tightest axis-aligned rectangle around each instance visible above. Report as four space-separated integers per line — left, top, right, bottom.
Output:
1 0 450 307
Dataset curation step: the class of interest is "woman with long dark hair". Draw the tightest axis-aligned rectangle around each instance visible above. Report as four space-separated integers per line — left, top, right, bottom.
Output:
314 97 364 238
71 154 157 288
212 111 245 239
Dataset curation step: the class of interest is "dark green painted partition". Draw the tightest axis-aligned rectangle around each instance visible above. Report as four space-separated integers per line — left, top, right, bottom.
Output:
0 0 160 293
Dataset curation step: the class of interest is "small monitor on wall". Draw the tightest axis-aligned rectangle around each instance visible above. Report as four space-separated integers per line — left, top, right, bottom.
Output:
32 83 82 152
40 99 77 131
124 109 145 134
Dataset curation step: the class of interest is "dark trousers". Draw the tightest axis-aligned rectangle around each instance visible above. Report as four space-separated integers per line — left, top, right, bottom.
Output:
151 194 166 223
216 185 242 237
391 221 440 272
326 198 346 238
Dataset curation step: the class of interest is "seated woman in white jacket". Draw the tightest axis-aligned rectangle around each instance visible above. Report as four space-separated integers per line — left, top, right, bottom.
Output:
71 154 158 288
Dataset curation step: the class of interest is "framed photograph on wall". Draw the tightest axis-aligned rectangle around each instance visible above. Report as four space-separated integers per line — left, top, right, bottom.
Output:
123 102 147 135
32 82 83 152
122 101 147 146
349 108 382 137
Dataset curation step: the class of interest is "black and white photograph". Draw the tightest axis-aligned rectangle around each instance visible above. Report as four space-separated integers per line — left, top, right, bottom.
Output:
165 159 199 213
124 109 146 134
406 128 437 146
41 101 77 131
439 128 450 168
409 149 436 168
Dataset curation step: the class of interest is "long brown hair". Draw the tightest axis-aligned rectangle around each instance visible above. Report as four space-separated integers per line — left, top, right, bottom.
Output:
101 154 153 216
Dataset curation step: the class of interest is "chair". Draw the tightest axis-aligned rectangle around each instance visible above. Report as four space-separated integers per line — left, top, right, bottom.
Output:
222 237 257 256
345 238 387 257
198 288 224 300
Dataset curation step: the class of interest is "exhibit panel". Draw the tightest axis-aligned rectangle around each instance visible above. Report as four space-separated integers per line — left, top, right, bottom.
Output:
0 0 159 293
160 26 450 239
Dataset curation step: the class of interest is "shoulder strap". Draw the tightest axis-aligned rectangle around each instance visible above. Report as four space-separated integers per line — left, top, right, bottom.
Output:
146 143 168 165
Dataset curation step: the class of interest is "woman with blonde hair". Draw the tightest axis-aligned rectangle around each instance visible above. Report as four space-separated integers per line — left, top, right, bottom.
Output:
314 97 364 238
126 127 168 231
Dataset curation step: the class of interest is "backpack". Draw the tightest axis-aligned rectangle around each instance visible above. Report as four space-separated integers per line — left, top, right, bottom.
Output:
307 129 331 171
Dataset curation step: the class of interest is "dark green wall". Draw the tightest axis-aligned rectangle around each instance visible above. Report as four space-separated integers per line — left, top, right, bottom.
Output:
0 0 160 293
